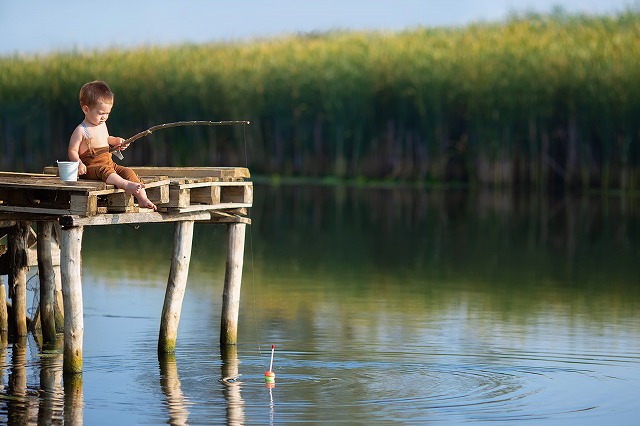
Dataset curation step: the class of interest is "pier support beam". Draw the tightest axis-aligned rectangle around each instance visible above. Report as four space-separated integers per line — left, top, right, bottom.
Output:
220 222 246 346
158 220 194 354
0 276 7 345
8 222 30 337
37 221 57 343
61 225 84 374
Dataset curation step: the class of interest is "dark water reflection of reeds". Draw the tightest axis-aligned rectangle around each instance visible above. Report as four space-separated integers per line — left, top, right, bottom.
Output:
1 184 639 424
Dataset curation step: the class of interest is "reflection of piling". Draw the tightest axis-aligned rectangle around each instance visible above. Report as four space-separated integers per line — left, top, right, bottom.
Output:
8 336 28 423
159 221 194 354
159 353 190 425
63 373 83 425
220 223 247 346
38 339 65 423
221 344 245 425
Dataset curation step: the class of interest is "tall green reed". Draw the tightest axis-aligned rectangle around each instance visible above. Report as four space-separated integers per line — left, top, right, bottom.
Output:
1 11 639 190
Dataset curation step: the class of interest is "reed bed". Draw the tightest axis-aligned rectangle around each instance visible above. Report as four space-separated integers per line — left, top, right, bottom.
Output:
1 10 639 190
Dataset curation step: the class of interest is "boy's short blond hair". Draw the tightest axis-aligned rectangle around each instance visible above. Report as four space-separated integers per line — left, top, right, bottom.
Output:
79 81 114 107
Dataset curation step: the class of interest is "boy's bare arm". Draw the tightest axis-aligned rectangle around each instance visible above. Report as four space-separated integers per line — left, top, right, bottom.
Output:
68 127 87 175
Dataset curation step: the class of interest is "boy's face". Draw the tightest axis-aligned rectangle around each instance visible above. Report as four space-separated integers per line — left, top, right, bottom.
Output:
82 101 113 125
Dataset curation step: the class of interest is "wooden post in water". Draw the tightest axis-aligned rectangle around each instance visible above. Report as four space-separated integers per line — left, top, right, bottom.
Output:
61 225 84 374
0 275 7 345
8 222 30 337
37 221 57 343
158 220 194 354
53 222 65 332
220 223 246 346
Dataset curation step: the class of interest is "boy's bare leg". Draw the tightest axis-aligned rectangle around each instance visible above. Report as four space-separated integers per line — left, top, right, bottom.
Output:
105 173 157 210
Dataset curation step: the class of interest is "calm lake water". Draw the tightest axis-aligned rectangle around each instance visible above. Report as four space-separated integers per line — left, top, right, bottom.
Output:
2 183 640 424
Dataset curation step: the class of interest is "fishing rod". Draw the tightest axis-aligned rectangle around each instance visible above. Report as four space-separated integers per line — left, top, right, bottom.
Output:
109 120 250 159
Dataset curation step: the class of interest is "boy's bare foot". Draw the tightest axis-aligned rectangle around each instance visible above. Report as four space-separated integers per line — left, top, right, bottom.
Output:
123 181 142 195
136 188 157 211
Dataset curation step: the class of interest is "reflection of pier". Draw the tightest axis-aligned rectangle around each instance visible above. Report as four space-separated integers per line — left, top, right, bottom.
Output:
159 354 190 425
221 345 246 425
0 167 252 376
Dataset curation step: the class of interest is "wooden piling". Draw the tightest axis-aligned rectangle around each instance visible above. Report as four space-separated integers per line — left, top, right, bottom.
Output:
8 222 30 337
61 226 84 374
37 221 57 343
158 220 194 353
0 275 7 337
53 222 65 332
220 223 246 346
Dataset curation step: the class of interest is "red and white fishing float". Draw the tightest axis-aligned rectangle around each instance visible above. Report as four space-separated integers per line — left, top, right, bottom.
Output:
264 344 276 384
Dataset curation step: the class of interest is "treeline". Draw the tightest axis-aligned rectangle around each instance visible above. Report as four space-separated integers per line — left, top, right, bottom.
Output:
1 10 640 190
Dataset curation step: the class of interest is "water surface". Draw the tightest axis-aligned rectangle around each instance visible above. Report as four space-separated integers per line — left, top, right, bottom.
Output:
1 184 639 424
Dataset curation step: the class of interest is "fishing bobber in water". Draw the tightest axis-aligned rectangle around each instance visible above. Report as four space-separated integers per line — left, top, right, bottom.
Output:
264 370 276 383
264 344 276 385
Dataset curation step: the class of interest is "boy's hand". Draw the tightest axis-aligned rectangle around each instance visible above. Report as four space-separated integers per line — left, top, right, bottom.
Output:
78 161 87 176
113 137 127 150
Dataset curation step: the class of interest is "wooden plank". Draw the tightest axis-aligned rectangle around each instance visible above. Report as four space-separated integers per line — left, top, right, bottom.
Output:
58 210 249 227
189 186 221 204
42 166 248 179
146 185 170 204
106 192 134 212
130 167 250 179
0 205 74 215
221 184 253 204
70 194 98 216
170 179 215 189
0 171 56 178
159 202 252 214
168 188 191 208
0 174 106 192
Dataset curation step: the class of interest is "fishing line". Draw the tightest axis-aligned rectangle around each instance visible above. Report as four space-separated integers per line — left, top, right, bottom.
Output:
241 122 267 367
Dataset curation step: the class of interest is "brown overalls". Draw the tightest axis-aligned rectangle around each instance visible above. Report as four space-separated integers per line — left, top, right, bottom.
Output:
78 124 141 184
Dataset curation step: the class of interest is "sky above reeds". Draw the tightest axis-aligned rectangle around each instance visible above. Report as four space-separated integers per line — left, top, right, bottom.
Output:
0 0 636 55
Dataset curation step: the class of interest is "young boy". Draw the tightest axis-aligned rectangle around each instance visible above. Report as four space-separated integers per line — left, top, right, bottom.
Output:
68 80 157 210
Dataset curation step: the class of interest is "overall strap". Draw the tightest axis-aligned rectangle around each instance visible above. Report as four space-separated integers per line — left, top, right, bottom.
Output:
80 122 96 157
80 122 91 138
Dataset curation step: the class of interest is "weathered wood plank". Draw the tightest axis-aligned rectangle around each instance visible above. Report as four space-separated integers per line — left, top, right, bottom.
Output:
168 188 191 208
160 202 252 214
0 173 106 191
221 184 253 204
190 186 221 204
146 185 170 205
70 194 98 216
131 167 250 179
43 166 250 179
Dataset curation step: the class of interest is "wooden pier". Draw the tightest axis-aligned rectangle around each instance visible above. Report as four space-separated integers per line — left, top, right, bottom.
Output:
0 167 252 374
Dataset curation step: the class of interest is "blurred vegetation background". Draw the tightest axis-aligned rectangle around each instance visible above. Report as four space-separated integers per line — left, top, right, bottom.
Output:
1 11 639 191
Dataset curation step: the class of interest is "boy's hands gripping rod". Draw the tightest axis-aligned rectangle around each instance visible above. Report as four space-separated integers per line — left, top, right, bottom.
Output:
109 120 251 160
